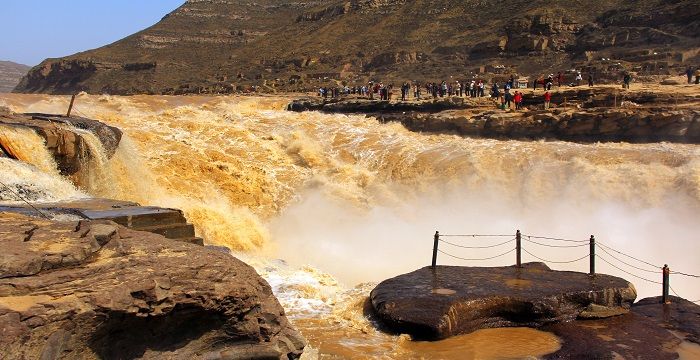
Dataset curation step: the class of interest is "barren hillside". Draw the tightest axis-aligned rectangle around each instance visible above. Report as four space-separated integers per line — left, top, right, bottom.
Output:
14 0 700 94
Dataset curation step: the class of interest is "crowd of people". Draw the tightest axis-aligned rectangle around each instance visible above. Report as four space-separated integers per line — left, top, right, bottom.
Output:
686 66 700 84
318 80 492 101
316 67 695 110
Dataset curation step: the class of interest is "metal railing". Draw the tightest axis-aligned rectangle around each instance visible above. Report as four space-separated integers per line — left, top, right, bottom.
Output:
431 230 699 305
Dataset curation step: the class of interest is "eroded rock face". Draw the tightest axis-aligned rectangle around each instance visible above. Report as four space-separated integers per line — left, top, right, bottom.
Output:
391 107 700 143
0 112 122 175
370 263 636 340
0 213 305 359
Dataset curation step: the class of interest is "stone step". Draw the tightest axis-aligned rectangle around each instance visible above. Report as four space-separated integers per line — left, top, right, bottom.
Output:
81 207 187 229
0 199 203 246
137 223 196 240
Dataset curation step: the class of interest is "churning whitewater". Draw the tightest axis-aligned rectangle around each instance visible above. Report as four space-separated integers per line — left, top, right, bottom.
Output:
2 93 700 358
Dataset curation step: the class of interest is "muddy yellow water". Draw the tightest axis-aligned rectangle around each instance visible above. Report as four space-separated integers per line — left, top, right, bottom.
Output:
2 93 700 359
297 319 560 359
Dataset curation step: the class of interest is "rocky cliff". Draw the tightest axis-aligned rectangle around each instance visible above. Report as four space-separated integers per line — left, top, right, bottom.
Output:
288 86 700 143
0 61 30 93
0 213 306 359
13 0 700 95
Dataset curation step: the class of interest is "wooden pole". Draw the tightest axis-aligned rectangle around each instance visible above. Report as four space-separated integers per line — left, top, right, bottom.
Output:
516 230 522 267
589 235 595 275
66 94 76 117
662 265 670 304
431 231 440 269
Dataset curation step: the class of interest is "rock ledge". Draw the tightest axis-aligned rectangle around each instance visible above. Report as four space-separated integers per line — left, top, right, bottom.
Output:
0 213 305 359
370 263 636 340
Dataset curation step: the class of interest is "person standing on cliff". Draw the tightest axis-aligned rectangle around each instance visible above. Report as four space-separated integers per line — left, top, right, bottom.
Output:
686 67 694 84
588 74 594 87
504 88 512 109
623 73 632 89
557 72 563 87
544 90 551 110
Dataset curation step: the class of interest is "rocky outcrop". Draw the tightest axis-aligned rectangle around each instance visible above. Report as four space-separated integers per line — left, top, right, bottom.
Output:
15 60 97 94
288 87 700 143
0 213 305 359
370 263 636 340
382 107 700 143
0 111 122 175
287 96 472 113
0 198 203 245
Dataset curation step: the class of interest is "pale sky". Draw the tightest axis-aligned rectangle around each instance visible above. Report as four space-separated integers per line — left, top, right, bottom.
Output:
0 1 185 66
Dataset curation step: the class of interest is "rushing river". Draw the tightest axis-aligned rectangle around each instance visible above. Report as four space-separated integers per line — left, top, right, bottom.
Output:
2 93 699 358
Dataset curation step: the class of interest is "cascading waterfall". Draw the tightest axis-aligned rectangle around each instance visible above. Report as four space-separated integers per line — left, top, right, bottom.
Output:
0 158 86 203
0 124 61 175
2 93 699 358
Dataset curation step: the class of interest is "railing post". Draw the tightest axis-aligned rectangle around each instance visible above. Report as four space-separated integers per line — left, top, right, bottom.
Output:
431 231 439 269
66 94 76 117
589 235 595 275
516 230 521 267
662 264 670 304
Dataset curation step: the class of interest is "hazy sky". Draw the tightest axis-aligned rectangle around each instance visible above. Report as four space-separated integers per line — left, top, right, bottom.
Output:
0 1 185 66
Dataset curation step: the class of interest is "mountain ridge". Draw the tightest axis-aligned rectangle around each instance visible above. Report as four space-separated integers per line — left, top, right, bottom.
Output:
0 61 31 93
14 0 700 95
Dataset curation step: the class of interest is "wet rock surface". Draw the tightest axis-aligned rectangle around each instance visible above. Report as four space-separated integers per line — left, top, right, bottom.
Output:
370 263 636 340
542 311 682 359
0 212 305 359
0 111 122 174
543 296 700 359
634 296 700 344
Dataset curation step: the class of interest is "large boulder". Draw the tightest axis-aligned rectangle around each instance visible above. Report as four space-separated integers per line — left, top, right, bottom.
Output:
370 263 636 340
0 213 305 359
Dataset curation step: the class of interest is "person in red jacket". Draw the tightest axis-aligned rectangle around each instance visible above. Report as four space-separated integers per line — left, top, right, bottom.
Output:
514 91 523 110
544 91 552 110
